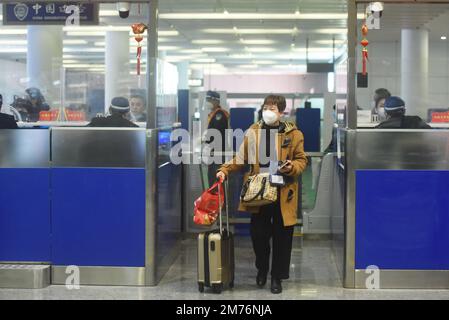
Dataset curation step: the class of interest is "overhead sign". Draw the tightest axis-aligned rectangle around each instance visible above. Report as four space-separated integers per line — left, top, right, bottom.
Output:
3 2 99 25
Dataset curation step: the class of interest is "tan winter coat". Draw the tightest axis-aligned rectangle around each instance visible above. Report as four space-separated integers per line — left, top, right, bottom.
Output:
219 121 308 226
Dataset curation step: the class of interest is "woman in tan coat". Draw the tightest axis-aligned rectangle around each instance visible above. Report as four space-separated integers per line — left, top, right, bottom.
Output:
217 95 307 294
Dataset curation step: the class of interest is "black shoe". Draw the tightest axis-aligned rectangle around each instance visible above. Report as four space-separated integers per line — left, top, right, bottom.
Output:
271 278 282 294
256 271 267 288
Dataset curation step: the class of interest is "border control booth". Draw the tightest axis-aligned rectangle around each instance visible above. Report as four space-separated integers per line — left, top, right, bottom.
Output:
0 126 182 288
331 0 449 289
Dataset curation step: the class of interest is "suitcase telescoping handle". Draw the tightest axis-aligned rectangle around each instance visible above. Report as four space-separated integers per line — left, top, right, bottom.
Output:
217 179 230 235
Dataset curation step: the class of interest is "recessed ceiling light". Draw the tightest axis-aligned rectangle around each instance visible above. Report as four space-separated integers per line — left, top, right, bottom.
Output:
0 29 27 35
201 47 230 52
158 46 180 51
192 39 223 44
194 58 216 63
160 13 365 20
246 47 276 53
203 28 295 35
241 39 275 45
441 36 447 40
158 30 180 37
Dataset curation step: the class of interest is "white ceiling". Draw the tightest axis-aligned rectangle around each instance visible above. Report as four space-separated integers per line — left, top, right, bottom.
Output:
0 1 449 74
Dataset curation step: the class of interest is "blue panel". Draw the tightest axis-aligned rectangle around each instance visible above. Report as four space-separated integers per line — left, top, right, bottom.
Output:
52 168 146 267
0 169 51 262
296 108 321 152
355 170 449 270
178 89 190 131
230 108 255 152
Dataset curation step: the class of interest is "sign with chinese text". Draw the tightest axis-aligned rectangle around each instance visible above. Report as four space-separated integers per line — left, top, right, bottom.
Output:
3 2 99 25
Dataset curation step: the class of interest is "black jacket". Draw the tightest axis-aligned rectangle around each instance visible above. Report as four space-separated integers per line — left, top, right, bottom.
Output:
206 108 229 153
87 114 139 127
0 113 18 129
376 115 431 129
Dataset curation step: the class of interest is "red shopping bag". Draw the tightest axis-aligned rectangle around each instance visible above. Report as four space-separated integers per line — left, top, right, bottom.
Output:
193 181 224 226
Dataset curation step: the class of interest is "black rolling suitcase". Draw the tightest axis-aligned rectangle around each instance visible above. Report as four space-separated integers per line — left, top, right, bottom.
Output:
197 180 235 293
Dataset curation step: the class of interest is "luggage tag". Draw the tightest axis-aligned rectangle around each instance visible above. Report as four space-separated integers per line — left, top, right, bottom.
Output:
269 160 285 186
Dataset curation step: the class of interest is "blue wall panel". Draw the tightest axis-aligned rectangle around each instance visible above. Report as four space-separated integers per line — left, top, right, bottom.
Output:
355 170 449 270
296 108 321 152
51 168 146 267
229 108 255 233
0 169 51 262
230 108 255 152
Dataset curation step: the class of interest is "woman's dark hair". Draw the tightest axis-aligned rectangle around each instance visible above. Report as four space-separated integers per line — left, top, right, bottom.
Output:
263 95 286 112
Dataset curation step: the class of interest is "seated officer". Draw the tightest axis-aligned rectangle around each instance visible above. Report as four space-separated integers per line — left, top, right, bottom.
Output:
376 96 431 129
87 97 138 128
0 94 18 129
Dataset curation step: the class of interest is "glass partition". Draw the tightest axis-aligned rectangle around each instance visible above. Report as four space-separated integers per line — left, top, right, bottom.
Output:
354 2 449 129
0 3 179 127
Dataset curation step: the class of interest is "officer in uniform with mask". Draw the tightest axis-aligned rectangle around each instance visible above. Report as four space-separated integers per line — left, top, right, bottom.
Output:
203 90 229 187
87 97 138 127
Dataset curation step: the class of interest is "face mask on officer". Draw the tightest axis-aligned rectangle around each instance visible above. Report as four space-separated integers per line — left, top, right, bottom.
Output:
206 100 215 111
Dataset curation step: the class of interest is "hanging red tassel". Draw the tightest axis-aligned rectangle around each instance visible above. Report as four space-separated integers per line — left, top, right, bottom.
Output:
131 23 148 75
361 24 369 75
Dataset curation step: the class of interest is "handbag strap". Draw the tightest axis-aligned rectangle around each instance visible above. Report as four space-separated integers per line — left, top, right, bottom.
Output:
243 176 267 202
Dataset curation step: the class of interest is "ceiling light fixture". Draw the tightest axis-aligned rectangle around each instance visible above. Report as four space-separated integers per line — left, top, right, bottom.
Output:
160 13 365 20
201 47 230 52
192 39 224 44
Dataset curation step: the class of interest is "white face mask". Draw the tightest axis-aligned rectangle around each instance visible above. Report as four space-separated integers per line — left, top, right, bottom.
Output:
205 101 214 111
377 107 386 120
262 110 279 125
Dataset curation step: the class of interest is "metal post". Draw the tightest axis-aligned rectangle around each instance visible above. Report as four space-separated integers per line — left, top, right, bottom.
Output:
145 129 158 285
146 0 158 129
344 0 358 289
347 0 357 129
144 0 159 286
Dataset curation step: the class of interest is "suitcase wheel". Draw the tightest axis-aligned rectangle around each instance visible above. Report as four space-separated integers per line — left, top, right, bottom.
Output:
212 283 223 294
198 282 205 293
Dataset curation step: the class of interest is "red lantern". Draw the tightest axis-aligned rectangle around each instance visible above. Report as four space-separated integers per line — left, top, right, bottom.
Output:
361 24 369 75
132 23 148 75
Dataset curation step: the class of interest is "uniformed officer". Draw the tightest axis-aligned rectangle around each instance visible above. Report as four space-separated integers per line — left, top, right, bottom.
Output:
204 90 229 187
87 97 139 127
0 94 18 129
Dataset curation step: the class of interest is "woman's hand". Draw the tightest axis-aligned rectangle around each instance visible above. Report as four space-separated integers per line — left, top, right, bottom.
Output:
279 160 293 174
216 171 226 182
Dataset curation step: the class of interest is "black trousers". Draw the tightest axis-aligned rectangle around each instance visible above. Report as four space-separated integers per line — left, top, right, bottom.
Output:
250 201 294 279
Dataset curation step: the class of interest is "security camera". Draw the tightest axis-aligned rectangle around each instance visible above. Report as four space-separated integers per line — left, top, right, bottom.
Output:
117 2 131 19
368 1 383 18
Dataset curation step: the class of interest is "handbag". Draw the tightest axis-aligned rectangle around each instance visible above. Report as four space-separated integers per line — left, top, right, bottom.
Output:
193 181 224 226
240 172 278 207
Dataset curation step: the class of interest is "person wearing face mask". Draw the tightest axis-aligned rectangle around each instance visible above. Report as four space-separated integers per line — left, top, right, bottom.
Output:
376 96 431 129
204 90 230 187
371 88 391 122
216 95 308 294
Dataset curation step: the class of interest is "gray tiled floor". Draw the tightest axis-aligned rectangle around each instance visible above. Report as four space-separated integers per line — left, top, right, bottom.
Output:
1 237 449 300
